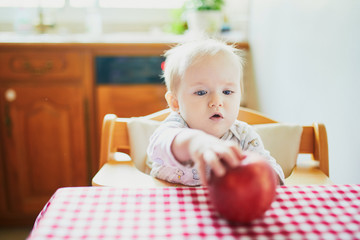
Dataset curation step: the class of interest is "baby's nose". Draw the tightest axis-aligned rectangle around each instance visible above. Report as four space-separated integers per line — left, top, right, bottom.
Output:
209 94 223 108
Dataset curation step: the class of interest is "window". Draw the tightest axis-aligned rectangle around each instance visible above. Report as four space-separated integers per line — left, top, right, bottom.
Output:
0 0 185 9
0 0 64 8
0 0 248 35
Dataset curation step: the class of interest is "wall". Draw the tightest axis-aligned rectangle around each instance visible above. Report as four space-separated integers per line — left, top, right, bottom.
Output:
247 0 360 184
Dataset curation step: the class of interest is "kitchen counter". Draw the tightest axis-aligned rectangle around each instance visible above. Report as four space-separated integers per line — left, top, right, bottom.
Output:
0 31 248 46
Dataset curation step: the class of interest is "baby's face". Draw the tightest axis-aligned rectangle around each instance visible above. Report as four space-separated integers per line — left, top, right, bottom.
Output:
176 52 241 138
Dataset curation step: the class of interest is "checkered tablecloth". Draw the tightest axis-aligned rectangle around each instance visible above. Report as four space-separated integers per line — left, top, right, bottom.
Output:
28 185 360 240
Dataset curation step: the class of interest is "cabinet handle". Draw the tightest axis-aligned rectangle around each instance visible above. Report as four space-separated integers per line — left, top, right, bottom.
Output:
5 88 16 102
24 60 53 75
4 89 15 138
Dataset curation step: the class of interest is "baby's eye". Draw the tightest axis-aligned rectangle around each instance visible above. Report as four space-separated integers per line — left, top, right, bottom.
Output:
195 90 207 96
223 90 233 95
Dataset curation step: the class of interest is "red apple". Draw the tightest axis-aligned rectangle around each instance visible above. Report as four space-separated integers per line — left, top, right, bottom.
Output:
208 151 278 223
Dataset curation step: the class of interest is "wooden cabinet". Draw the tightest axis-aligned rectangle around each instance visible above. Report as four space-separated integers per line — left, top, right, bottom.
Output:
0 41 249 226
96 83 167 133
0 48 92 225
0 50 83 79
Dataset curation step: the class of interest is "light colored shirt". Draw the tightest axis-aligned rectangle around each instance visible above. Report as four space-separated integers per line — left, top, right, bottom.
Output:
147 111 285 186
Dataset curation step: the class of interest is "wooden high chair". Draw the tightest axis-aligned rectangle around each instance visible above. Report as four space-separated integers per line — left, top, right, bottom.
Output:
92 107 332 187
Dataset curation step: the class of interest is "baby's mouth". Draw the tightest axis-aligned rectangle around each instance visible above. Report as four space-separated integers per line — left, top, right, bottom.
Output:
210 113 224 120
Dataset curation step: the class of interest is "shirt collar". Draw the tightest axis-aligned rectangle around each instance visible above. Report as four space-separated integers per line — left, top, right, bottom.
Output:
221 122 239 140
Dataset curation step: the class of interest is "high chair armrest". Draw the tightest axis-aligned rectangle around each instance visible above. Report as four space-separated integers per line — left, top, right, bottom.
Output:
284 160 333 185
93 153 333 187
92 154 179 188
93 161 333 187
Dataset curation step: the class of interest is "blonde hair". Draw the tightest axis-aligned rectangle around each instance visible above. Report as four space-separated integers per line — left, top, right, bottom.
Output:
162 38 245 93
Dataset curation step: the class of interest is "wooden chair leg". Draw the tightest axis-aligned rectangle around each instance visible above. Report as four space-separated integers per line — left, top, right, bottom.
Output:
313 123 329 176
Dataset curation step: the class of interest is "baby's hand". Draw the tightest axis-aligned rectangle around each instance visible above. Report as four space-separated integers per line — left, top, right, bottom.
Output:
188 133 244 185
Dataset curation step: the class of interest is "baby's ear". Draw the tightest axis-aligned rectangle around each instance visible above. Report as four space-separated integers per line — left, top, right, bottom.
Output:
165 91 179 112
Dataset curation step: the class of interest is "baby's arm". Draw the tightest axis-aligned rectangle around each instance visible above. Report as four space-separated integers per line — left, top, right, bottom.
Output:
171 129 243 185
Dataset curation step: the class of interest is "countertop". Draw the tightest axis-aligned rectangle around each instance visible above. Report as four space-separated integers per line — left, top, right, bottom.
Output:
0 31 247 45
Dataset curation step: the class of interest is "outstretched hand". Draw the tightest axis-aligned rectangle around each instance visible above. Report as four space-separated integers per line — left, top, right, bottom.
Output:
171 129 244 186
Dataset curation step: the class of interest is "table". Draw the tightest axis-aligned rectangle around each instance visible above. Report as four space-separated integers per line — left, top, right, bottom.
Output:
28 185 360 239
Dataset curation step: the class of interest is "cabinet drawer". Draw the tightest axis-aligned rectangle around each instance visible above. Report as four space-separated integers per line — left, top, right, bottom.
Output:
0 50 83 81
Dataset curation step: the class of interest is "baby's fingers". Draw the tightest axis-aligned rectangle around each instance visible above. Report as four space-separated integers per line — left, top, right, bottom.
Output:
203 150 226 177
219 143 244 168
230 143 246 163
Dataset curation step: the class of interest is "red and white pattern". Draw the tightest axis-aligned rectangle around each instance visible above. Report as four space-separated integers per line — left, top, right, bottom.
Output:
28 185 360 239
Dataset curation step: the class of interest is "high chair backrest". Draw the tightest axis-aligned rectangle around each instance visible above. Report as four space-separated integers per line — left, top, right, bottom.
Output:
98 107 329 178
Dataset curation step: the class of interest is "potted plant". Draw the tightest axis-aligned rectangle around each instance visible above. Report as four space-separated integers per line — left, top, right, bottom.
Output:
185 0 225 34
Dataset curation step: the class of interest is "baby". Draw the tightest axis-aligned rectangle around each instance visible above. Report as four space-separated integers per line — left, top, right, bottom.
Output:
147 38 284 186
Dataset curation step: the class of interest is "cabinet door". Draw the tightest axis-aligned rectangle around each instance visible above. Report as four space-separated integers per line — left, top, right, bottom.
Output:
0 86 88 216
96 84 167 135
